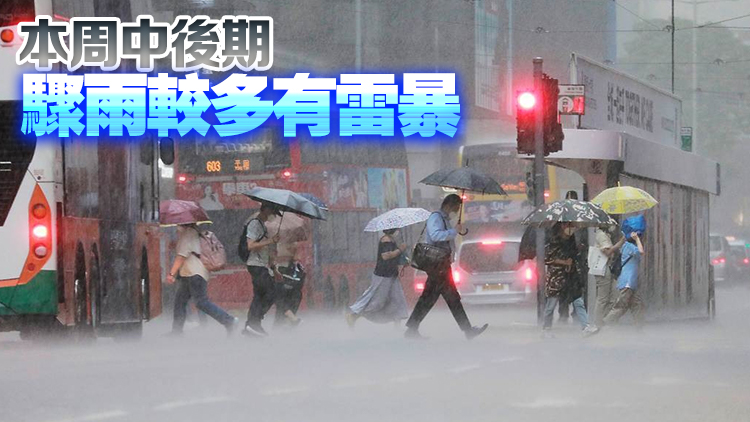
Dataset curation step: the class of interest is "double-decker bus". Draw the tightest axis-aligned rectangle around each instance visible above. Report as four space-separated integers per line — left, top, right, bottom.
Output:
0 0 162 339
175 133 410 310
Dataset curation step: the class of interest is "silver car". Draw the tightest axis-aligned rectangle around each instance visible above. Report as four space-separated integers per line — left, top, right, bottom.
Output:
710 234 732 282
452 237 536 305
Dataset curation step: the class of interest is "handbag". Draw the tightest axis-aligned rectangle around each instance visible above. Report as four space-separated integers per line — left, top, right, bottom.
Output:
411 213 451 272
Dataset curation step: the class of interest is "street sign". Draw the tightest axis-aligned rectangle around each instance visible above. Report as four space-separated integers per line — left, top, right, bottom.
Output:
570 54 682 149
558 84 585 115
681 127 693 152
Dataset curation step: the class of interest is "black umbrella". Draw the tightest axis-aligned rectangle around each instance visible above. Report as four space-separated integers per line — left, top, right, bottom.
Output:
420 167 506 225
244 187 327 221
419 167 506 196
521 199 617 228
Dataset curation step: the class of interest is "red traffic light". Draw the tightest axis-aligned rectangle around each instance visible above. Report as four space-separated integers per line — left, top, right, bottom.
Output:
517 92 537 110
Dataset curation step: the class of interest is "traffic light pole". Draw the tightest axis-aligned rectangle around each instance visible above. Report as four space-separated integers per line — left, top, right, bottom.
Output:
533 58 547 326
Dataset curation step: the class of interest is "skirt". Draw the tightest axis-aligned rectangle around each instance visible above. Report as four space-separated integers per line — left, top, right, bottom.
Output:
349 274 409 323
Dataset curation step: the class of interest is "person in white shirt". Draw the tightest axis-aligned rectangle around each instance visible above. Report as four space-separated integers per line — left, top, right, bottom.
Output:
243 203 282 337
166 224 236 336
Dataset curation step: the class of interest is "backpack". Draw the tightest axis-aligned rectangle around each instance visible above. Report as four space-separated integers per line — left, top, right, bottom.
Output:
238 218 266 262
195 230 226 272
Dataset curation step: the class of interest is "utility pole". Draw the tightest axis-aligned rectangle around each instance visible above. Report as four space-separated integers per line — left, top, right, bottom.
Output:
672 0 675 94
533 57 546 324
692 0 698 152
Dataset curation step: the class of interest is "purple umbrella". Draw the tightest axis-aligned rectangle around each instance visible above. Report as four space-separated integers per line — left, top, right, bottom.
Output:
159 200 211 226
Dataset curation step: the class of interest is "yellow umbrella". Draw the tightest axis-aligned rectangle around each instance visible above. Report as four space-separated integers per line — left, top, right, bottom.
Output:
591 185 658 215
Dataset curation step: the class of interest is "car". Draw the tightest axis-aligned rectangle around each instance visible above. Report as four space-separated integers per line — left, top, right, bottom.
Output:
727 239 750 279
710 234 733 282
412 236 536 305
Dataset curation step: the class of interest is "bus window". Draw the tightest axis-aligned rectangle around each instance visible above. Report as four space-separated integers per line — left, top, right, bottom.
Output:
0 101 36 226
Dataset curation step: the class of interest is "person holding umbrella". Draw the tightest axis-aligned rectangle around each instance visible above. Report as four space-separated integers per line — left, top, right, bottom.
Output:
346 228 410 328
521 198 617 338
243 203 282 337
241 187 328 336
542 222 599 337
404 194 489 340
160 200 238 336
346 208 430 328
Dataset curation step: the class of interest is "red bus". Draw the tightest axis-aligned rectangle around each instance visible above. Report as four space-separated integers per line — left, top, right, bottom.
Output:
174 132 411 311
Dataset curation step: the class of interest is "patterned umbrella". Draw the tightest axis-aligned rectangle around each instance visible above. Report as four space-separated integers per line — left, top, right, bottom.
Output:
521 199 617 228
364 208 432 232
159 200 211 226
591 186 658 215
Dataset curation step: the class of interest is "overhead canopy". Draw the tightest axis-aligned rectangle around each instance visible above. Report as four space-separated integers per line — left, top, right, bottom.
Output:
545 129 720 195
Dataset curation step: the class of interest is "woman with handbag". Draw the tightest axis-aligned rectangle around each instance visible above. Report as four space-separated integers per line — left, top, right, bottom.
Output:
346 228 410 327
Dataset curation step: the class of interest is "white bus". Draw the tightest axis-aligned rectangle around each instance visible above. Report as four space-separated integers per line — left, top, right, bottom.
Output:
0 0 163 339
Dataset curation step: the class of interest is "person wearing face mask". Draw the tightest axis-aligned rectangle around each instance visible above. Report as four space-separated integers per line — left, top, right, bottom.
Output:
243 203 282 337
346 228 410 327
542 222 599 338
404 194 489 340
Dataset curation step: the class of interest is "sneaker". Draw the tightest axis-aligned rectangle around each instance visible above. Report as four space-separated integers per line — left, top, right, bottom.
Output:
540 328 555 339
404 327 428 340
226 317 239 337
465 324 489 340
582 325 600 338
290 317 303 328
242 323 268 337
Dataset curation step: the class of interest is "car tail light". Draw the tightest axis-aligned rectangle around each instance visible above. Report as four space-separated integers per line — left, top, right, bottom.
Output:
452 269 461 284
744 258 749 265
712 256 726 265
525 267 534 281
177 175 188 183
481 239 503 246
415 282 425 292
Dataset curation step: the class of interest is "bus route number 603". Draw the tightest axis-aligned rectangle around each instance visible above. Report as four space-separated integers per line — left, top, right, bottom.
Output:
206 160 222 173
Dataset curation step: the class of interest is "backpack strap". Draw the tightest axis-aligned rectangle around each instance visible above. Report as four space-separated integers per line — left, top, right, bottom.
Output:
246 217 267 242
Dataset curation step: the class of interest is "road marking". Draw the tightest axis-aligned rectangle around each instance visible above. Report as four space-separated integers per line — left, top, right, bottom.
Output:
154 396 234 411
389 373 433 383
261 386 310 396
448 364 482 374
491 357 524 364
331 380 380 389
43 410 128 422
512 398 578 409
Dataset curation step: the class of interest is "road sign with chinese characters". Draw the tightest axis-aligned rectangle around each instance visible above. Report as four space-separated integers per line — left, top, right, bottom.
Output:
558 84 585 115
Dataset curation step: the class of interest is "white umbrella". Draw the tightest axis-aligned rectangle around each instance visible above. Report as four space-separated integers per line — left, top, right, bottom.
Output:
364 208 432 232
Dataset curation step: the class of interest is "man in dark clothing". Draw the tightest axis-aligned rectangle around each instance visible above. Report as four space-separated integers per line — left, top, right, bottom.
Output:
405 194 488 340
